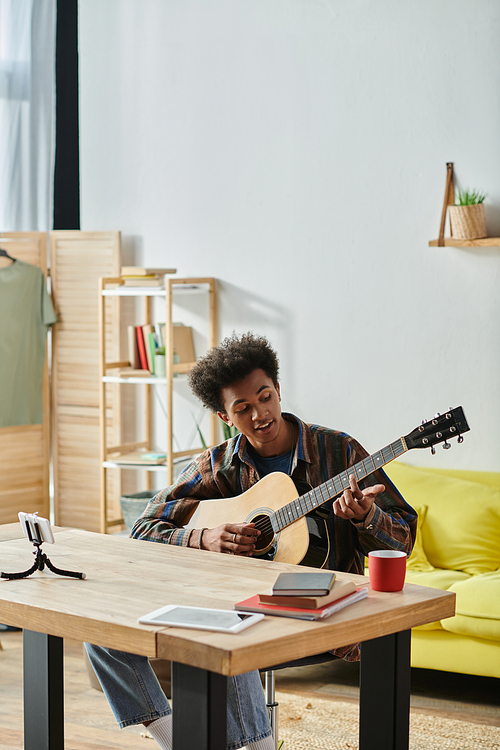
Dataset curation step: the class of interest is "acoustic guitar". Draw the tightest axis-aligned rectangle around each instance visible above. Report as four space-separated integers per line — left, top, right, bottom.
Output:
186 407 470 568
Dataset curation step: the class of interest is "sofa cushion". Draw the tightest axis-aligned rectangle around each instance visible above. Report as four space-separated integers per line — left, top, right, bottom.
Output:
442 570 500 642
406 505 435 572
405 568 470 589
405 568 470 631
385 463 500 574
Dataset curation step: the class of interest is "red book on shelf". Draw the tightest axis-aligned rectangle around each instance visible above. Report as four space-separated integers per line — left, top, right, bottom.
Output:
135 326 150 371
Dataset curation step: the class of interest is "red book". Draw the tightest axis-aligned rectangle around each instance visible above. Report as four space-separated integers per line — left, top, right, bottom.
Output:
135 326 150 370
234 588 369 621
258 578 355 609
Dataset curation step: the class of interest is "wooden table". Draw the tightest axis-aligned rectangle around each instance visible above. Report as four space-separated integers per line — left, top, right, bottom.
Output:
0 525 455 750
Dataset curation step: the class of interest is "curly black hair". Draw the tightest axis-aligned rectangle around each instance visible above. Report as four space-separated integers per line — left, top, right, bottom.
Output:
188 332 280 413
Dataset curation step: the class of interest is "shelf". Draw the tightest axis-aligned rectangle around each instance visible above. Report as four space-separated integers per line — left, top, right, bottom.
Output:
103 363 196 383
103 461 168 471
102 282 212 297
103 447 202 471
103 375 166 384
429 237 500 247
103 449 166 469
103 286 166 296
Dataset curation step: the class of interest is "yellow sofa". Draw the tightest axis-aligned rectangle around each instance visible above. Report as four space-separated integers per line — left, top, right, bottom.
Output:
383 463 500 680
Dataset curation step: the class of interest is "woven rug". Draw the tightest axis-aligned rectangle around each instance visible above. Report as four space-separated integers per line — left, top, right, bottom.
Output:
274 691 500 750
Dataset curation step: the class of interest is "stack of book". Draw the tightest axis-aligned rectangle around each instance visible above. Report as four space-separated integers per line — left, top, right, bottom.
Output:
121 266 177 286
234 571 368 621
125 323 195 375
127 323 164 374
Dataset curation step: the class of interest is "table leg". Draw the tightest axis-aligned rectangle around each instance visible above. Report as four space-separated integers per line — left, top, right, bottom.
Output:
23 630 64 750
172 662 227 750
359 629 411 750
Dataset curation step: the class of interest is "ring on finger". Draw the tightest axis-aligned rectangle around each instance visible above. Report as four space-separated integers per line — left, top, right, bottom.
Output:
233 533 237 543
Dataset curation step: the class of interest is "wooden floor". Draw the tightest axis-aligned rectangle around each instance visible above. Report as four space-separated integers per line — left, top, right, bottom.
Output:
0 629 498 750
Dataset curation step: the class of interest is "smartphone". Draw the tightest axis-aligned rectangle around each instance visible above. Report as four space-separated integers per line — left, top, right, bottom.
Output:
18 512 55 545
138 604 264 633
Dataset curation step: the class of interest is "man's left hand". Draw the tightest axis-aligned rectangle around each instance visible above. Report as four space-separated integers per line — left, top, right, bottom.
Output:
333 474 385 522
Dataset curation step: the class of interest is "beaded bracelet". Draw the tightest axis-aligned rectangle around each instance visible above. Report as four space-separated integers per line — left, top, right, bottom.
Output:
198 528 207 550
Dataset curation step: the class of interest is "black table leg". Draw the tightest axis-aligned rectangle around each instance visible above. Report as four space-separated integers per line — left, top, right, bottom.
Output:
359 629 411 750
23 630 64 750
172 662 227 750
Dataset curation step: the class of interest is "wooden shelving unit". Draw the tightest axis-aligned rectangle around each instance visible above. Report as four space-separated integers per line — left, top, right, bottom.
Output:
98 276 217 533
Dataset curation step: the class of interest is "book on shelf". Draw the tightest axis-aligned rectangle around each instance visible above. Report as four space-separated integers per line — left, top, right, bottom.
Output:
173 323 195 363
135 326 150 370
259 578 356 609
122 276 166 287
119 369 153 378
107 451 166 465
271 571 336 597
148 332 159 374
142 325 155 371
121 266 177 276
127 325 141 369
142 452 166 462
154 324 164 348
234 587 369 621
130 323 194 373
156 323 195 364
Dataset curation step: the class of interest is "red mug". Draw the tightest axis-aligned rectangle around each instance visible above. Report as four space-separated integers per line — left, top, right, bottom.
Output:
368 550 407 592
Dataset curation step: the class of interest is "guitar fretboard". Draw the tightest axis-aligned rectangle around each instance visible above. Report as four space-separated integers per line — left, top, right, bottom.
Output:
271 437 407 533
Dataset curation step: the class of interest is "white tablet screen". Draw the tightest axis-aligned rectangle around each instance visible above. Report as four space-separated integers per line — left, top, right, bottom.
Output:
149 607 251 629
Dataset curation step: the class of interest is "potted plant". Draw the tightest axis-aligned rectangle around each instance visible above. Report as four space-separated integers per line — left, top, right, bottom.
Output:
449 188 487 240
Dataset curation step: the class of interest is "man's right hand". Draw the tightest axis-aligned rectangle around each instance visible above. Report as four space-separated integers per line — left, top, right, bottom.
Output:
189 523 260 556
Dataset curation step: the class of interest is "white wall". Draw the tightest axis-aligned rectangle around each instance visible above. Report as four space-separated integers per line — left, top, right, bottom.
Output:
79 0 500 471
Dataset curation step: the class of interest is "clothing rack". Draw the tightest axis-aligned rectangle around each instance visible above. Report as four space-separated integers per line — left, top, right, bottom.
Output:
0 232 51 524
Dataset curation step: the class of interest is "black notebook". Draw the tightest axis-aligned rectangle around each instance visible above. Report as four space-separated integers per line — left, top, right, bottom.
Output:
271 571 336 596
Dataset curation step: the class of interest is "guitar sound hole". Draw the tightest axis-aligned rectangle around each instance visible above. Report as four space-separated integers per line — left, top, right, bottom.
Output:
251 513 275 554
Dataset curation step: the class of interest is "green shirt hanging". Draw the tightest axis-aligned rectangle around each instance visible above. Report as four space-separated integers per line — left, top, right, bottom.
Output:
0 260 57 427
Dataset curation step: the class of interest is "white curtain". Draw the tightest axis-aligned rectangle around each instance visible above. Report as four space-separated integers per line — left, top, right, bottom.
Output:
0 0 56 231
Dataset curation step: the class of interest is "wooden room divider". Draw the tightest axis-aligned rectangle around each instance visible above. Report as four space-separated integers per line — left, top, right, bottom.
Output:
50 231 124 532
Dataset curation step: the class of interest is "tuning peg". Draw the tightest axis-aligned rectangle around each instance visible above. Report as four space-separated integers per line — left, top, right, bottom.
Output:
431 446 436 455
443 440 451 450
457 435 464 444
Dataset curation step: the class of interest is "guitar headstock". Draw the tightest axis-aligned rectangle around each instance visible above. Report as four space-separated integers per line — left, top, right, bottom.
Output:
405 406 470 452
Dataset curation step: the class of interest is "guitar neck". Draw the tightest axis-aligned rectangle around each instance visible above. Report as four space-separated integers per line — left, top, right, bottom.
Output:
272 436 408 533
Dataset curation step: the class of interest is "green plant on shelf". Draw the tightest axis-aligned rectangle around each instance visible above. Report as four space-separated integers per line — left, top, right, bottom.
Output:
455 188 486 205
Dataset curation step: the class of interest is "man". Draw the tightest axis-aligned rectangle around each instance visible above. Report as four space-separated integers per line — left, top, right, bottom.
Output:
86 332 416 750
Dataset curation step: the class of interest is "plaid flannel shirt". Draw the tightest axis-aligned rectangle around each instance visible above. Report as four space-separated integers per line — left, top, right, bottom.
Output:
131 413 416 661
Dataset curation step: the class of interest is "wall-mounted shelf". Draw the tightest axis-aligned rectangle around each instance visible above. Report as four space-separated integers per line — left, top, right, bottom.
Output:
432 164 499 248
429 237 500 247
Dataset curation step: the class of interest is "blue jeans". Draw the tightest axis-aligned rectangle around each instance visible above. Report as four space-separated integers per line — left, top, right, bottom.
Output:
85 644 271 750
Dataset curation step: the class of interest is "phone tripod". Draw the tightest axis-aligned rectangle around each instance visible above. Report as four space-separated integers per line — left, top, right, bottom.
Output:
1 541 86 581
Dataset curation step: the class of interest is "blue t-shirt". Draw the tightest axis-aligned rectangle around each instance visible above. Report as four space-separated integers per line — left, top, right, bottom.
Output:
248 446 292 478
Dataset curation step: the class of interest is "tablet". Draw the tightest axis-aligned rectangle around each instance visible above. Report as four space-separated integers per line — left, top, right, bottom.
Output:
137 605 265 633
